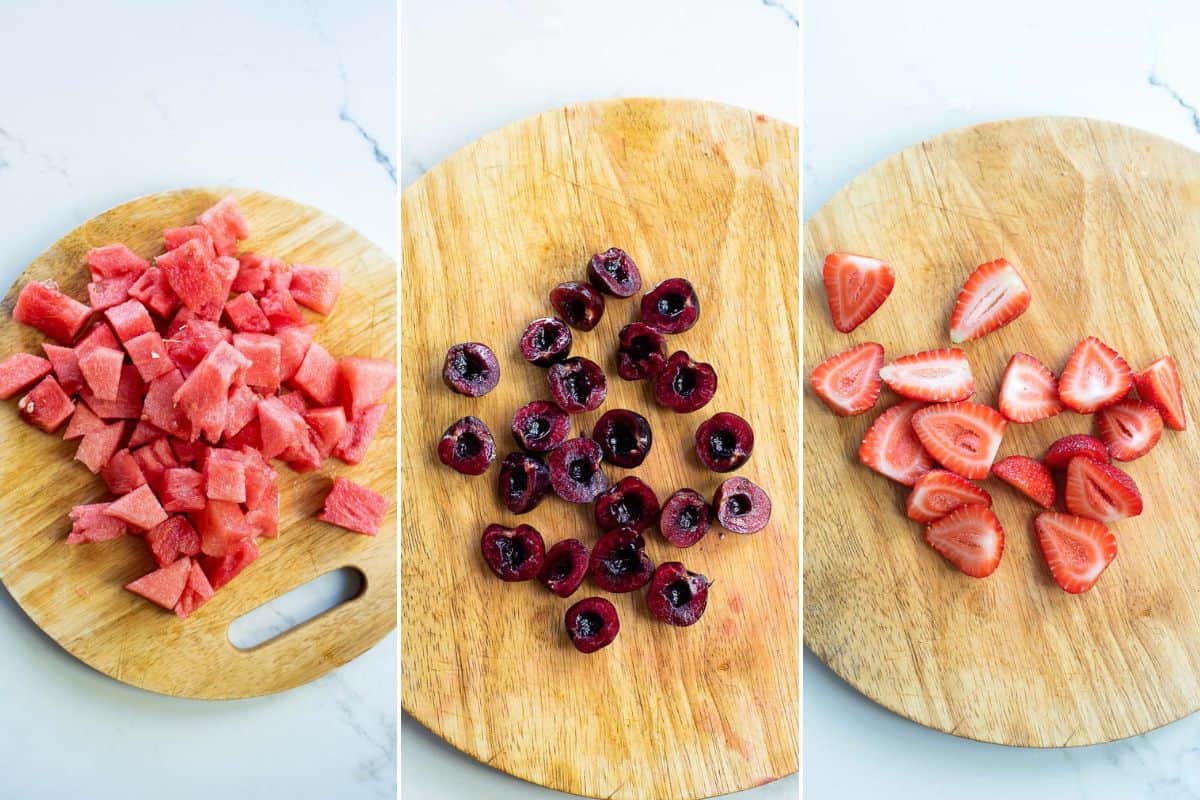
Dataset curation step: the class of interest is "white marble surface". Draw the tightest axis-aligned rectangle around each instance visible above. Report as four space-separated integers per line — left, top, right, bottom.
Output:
805 1 1200 798
0 1 396 798
400 0 798 798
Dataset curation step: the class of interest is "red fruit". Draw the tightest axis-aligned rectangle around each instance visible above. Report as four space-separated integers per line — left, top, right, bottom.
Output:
1058 336 1132 413
948 258 1030 343
318 477 389 536
289 341 340 406
652 352 716 414
75 420 124 474
86 274 136 311
224 292 271 333
879 348 974 403
1035 512 1117 594
288 264 342 315
924 504 1004 578
77 346 124 401
480 523 546 581
18 376 75 433
858 400 933 486
1064 457 1143 523
175 560 215 619
822 252 894 333
1132 355 1186 431
104 484 168 531
339 357 397 419
64 403 105 440
594 476 660 533
156 237 231 320
145 515 202 569
122 330 174 382
87 244 149 280
998 352 1063 423
333 404 387 465
537 539 589 598
199 539 259 591
589 528 655 592
911 402 1006 481
564 596 620 653
1043 434 1109 470
104 298 155 342
645 562 710 626
125 557 192 610
992 455 1055 508
0 353 52 400
809 342 884 416
1096 400 1163 461
587 247 642 297
67 502 127 545
906 469 991 523
12 280 92 344
42 343 83 395
196 194 249 257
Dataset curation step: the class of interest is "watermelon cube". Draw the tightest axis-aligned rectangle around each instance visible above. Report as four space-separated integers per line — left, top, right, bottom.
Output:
67 502 127 544
18 376 75 432
338 357 396 419
141 369 189 439
231 332 282 392
259 287 303 330
13 280 92 343
289 265 342 315
75 321 121 354
163 225 216 256
173 341 250 442
127 267 179 318
125 556 192 610
318 477 387 536
196 194 249 257
104 484 168 531
146 515 202 568
224 292 270 333
127 420 165 448
333 403 386 465
275 323 314 381
122 330 174 382
104 298 154 342
279 390 308 416
165 317 228 373
161 467 206 513
81 364 143 419
283 435 322 473
289 341 339 406
170 437 207 466
246 492 279 539
156 237 232 320
256 395 309 460
199 539 259 590
265 266 293 292
75 420 124 473
77 345 124 401
223 384 260 440
131 439 179 491
41 343 83 395
86 244 149 280
232 253 284 294
64 402 106 440
224 418 262 451
0 352 52 399
304 406 347 458
101 449 148 496
205 456 246 504
86 273 137 312
175 560 215 619
193 499 254 557
243 459 277 510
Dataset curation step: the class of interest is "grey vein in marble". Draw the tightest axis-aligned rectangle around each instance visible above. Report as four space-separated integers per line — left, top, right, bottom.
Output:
1148 71 1200 136
336 65 396 184
760 0 799 27
0 127 72 185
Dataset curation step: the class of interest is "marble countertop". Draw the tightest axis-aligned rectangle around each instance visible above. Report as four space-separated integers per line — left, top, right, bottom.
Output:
401 0 798 798
806 1 1200 798
0 1 395 798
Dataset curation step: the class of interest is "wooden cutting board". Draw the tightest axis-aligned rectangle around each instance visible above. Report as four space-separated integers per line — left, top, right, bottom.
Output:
804 117 1200 747
402 99 798 799
0 188 396 699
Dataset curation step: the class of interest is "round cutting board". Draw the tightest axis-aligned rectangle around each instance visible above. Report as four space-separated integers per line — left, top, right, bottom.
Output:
0 188 396 699
804 117 1200 747
402 99 798 799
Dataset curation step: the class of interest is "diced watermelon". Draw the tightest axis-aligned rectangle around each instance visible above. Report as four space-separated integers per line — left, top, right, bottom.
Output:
224 292 271 333
265 266 293 293
75 321 121 354
223 418 262 451
81 365 143 419
289 265 342 315
318 477 387 536
193 499 254 557
18 376 75 432
244 459 277 508
163 225 216 256
170 438 207 466
125 556 192 610
101 449 148 496
283 434 322 473
75 420 124 473
165 317 229 374
259 287 303 329
204 456 246 503
231 332 282 392
338 357 396 419
279 391 308 415
289 341 339 406
223 384 260 439
161 467 206 513
304 406 347 458
13 280 92 343
196 194 249 257
77 346 124 401
67 502 127 544
173 341 250 442
64 402 106 440
104 483 168 531
333 403 386 465
246 495 279 539
146 515 202 568
42 343 83 395
0 352 52 399
104 298 154 342
175 560 215 619
275 323 314 381
122 330 173 381
127 421 164 448
232 253 285 294
256 395 309 460
141 369 190 439
127 267 179 318
156 237 232 320
131 438 179 491
86 273 137 312
86 244 149 280
199 539 259 590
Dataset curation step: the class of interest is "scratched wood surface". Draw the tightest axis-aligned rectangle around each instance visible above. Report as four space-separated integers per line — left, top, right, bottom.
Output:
804 117 1200 746
402 99 799 798
0 188 396 699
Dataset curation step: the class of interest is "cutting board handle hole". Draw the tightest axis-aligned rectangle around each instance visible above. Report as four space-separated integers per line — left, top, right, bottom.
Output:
227 566 365 650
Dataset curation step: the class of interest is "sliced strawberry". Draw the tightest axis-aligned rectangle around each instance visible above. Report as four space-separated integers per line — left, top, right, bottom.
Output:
992 455 1055 508
810 342 884 416
910 402 1006 480
948 258 1030 344
997 352 1062 423
906 469 991 523
1096 400 1162 462
1034 512 1117 594
879 348 974 403
924 504 1004 578
1043 434 1109 470
1058 336 1132 413
1064 456 1142 523
822 252 895 333
858 400 932 486
1132 355 1186 431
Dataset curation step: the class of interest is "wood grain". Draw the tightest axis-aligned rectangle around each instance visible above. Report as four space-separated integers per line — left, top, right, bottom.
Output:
804 117 1200 746
0 188 396 699
401 99 799 798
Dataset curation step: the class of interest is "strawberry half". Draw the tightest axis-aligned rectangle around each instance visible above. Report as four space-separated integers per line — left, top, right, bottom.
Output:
1096 400 1162 462
910 402 1007 480
822 252 895 333
997 352 1062 423
810 342 885 416
906 469 992 523
879 348 975 403
924 504 1004 578
1133 355 1186 431
1058 336 1132 413
948 258 1031 344
1034 512 1117 594
1064 456 1143 523
1043 434 1109 470
858 400 933 486
991 455 1055 508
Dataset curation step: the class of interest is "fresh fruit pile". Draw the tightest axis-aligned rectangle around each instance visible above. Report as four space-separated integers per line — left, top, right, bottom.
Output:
438 247 772 652
0 195 395 617
811 253 1186 593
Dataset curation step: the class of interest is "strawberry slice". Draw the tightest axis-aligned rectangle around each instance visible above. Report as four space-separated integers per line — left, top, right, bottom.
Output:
948 258 1030 343
1133 355 1186 431
1034 512 1117 594
997 352 1063 422
1043 434 1109 470
858 400 932 486
1064 456 1143 523
879 348 975 403
1058 336 1132 413
910 402 1006 480
822 252 895 333
1096 400 1162 462
992 455 1055 508
906 469 992 523
924 504 1004 578
810 342 885 416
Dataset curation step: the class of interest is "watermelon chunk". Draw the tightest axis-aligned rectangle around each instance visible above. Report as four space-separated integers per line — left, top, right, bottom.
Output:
77 346 124 401
104 483 168 531
223 418 262 451
75 420 124 473
173 341 250 442
64 402 106 440
318 477 387 536
338 357 396 419
199 539 259 590
259 287 303 329
289 341 339 406
141 369 190 439
193 499 254 557
156 237 232 320
81 364 143 419
243 458 277 509
104 298 154 342
75 321 121 354
205 456 246 503
67 502 127 544
279 390 308 416
0 352 52 399
127 267 179 318
283 434 322 473
289 265 342 315
175 560 215 619
86 244 149 280
146 515 201 568
13 280 92 343
86 274 137 312
161 467 206 513
18 376 75 432
122 330 174 381
275 323 314 381
246 494 279 539
131 439 179 491
42 343 83 395
101 449 148 496
127 421 164 448
333 403 386 465
304 406 347 458
165 317 228 374
223 384 260 440
231 332 281 391
256 395 309 460
224 292 270 333
163 225 216 256
171 437 207 466
232 253 285 294
125 556 192 610
196 194 249 257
